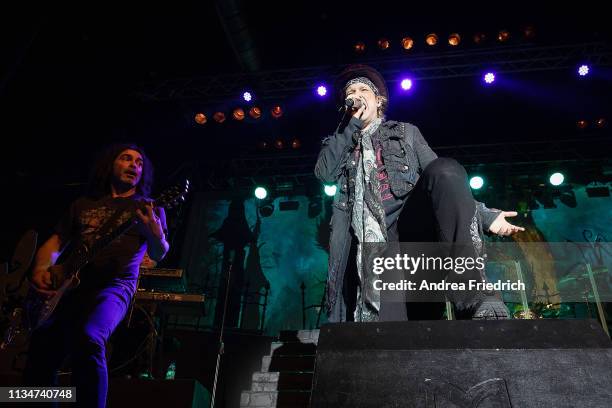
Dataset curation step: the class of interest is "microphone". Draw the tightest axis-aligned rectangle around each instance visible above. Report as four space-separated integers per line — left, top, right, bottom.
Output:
344 97 362 110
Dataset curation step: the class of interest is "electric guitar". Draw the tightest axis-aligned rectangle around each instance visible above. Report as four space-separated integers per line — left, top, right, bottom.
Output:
23 180 189 336
0 230 38 350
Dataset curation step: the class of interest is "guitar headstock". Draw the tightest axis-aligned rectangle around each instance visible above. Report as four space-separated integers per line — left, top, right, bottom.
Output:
154 179 190 209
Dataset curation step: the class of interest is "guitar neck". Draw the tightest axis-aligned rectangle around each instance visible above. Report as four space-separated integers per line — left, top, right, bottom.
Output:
90 216 138 256
70 214 138 273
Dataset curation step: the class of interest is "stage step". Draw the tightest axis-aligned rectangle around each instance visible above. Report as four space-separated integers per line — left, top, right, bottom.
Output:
278 372 314 391
240 330 319 408
268 355 315 372
278 329 320 344
250 371 314 391
269 340 317 355
240 390 311 408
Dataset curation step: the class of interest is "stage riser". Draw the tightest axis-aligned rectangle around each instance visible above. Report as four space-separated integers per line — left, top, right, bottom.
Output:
312 349 612 407
311 320 612 408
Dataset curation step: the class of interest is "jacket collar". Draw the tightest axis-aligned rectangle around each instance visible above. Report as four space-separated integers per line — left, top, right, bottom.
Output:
375 120 403 141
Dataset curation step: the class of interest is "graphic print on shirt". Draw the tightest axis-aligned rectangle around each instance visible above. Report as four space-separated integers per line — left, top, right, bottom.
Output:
78 207 132 245
374 143 393 201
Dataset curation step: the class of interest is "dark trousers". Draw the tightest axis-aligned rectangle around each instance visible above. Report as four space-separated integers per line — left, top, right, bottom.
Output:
380 157 484 321
23 284 132 408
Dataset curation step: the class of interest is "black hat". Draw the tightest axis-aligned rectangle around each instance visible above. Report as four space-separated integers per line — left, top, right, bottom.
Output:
335 64 388 108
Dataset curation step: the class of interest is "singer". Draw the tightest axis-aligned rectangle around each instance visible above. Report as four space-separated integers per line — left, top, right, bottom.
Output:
314 64 524 323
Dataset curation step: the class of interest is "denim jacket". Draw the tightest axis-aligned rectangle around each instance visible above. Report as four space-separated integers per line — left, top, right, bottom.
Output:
314 116 501 322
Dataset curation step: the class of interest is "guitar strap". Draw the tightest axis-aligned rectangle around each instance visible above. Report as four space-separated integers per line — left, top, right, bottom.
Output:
56 203 135 286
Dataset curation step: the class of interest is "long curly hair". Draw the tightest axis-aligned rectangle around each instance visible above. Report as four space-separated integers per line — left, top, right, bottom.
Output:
87 143 154 198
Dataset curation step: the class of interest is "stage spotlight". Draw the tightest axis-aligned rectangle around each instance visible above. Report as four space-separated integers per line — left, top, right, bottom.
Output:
586 183 610 197
243 91 252 102
274 139 284 149
254 187 268 200
425 33 438 46
559 190 577 208
317 85 328 97
377 38 390 50
259 202 274 217
291 138 301 149
354 42 366 53
194 113 207 125
232 108 245 121
578 64 590 77
497 30 510 42
400 78 413 91
549 172 564 186
401 37 414 50
576 120 588 129
324 184 337 197
249 107 262 119
523 25 536 40
271 105 283 118
473 33 486 44
257 141 269 150
213 112 226 123
483 72 496 85
470 176 484 190
596 118 607 128
448 33 461 46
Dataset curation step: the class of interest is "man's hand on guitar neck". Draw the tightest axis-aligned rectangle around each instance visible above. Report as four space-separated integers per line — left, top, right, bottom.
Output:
136 201 169 262
136 202 164 240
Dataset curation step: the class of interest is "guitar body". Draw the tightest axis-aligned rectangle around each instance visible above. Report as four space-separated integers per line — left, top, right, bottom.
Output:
24 264 82 332
0 230 38 350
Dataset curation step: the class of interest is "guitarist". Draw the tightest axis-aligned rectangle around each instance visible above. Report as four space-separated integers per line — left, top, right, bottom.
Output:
24 143 169 408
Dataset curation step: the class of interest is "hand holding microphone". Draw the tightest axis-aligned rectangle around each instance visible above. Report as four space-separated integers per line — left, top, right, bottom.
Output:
345 96 367 120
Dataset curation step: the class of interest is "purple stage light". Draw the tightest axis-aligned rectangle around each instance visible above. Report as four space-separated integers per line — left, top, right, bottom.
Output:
578 64 590 77
483 72 496 85
400 78 413 91
317 85 328 97
243 91 252 102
